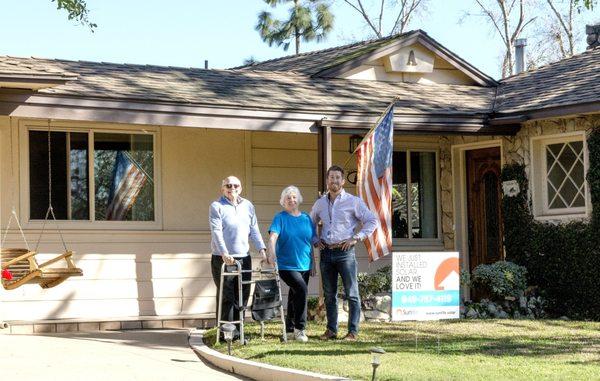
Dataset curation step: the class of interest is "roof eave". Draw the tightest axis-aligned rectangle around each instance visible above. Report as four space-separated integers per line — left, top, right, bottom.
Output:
493 101 600 122
0 74 77 90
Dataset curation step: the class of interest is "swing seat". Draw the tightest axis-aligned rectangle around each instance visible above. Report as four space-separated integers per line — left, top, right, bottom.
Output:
1 248 83 290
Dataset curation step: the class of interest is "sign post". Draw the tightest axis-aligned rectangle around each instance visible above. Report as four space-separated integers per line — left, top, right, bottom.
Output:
392 252 460 321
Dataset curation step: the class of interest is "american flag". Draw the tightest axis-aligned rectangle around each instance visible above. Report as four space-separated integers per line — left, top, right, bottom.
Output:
356 105 394 262
106 151 148 221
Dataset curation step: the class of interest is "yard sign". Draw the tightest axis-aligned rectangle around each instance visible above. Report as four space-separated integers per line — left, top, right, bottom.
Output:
392 252 460 321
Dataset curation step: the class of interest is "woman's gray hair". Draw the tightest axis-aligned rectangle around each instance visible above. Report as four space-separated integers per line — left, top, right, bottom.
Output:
279 185 303 207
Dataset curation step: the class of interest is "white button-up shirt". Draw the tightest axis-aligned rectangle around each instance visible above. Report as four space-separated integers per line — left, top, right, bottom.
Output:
310 190 378 245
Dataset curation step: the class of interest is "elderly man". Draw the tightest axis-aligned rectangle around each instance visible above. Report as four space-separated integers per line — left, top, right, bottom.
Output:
311 165 378 341
209 176 267 338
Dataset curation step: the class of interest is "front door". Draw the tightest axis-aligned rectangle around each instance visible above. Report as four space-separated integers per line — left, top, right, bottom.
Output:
466 147 504 272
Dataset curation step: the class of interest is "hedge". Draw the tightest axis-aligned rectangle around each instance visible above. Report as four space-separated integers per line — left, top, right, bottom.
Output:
502 125 600 320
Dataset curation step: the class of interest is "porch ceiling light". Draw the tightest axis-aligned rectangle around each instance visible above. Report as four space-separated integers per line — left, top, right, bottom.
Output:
349 134 363 153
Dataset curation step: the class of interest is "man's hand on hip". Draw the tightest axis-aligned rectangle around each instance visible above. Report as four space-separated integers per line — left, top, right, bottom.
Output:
341 239 358 251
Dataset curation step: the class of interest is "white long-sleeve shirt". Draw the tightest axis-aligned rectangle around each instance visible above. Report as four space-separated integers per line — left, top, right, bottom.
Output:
310 190 378 245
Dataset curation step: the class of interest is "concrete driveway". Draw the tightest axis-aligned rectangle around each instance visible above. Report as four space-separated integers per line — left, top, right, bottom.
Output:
0 329 248 381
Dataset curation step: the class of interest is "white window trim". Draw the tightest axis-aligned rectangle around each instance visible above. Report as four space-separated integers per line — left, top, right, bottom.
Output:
392 145 442 245
530 131 590 220
19 120 162 230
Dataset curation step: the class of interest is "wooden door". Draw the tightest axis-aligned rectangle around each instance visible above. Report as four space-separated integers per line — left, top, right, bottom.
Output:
466 147 504 272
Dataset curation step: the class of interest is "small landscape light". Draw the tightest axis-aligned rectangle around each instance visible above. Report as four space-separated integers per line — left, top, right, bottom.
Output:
370 346 385 381
221 323 236 356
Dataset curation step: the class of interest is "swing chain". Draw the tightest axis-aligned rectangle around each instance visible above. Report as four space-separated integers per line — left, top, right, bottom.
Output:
1 208 31 252
34 124 68 253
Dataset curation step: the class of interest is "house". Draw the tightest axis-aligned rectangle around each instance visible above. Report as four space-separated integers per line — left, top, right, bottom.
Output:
0 27 598 323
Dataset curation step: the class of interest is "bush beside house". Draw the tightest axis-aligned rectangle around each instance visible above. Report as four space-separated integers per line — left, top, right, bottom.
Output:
502 126 600 320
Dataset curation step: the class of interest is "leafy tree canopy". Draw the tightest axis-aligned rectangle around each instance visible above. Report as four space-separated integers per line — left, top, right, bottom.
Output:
51 0 96 30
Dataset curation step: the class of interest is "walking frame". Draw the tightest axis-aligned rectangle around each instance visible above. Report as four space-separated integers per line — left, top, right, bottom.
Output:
216 259 287 345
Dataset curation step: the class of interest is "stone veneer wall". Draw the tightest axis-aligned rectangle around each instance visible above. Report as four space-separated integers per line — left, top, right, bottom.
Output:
437 114 598 250
438 136 454 250
503 114 599 217
400 115 598 252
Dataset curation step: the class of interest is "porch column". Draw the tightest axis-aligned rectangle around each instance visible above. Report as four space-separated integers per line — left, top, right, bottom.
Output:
317 121 332 195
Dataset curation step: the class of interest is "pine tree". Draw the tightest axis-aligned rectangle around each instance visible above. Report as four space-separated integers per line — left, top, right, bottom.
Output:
256 0 334 54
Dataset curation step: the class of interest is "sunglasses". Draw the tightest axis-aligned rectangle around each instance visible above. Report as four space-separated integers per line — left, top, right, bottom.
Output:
225 184 240 189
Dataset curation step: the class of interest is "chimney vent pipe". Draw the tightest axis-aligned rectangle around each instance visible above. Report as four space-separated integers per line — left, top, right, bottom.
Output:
586 24 600 50
515 38 527 74
204 60 208 69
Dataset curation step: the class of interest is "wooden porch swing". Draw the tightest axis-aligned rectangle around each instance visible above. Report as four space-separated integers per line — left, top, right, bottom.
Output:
1 124 83 291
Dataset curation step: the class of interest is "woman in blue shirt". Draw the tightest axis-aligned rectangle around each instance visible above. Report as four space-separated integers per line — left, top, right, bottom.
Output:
267 185 316 343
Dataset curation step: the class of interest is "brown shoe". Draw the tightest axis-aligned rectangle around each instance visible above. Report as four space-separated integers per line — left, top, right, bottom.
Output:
320 329 337 340
343 332 358 341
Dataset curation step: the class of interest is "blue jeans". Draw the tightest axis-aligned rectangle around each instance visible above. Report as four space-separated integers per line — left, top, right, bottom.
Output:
320 247 361 335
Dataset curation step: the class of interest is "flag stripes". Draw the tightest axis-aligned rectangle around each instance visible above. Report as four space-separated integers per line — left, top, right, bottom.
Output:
356 105 394 262
106 152 148 221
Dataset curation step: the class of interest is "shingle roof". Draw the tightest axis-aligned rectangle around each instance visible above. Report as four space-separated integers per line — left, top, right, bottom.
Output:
233 31 417 75
0 56 75 78
0 56 495 115
495 47 600 114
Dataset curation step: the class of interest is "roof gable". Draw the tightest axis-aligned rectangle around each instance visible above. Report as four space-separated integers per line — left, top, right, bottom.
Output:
236 30 497 87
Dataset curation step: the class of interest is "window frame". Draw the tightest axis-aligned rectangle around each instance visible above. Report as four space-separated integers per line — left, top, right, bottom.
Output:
530 131 590 220
392 144 442 246
19 121 162 230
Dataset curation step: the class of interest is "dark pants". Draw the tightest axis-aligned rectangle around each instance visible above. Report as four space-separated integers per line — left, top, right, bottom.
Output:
211 255 252 331
279 270 310 331
320 247 361 335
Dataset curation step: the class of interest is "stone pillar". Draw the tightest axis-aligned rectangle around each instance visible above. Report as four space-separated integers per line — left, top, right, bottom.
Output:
586 24 600 50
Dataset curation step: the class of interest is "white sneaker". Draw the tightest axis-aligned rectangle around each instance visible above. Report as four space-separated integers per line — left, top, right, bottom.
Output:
294 329 308 343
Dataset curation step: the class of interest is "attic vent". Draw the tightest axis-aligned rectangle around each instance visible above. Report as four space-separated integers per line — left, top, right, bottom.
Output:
407 50 417 66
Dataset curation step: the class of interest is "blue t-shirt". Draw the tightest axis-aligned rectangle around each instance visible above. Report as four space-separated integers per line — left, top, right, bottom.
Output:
268 211 315 271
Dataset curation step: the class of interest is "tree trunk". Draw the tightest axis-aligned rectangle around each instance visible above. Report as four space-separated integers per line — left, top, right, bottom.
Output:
295 0 300 54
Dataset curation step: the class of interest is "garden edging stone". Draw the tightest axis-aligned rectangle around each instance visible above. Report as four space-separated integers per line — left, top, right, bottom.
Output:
188 329 350 381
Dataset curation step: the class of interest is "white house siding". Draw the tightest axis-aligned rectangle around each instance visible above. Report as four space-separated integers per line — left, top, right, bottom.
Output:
2 115 544 321
0 121 256 321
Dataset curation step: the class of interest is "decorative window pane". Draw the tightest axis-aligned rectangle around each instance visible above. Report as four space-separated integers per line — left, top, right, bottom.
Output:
94 133 154 221
392 150 438 239
545 141 585 210
29 131 89 220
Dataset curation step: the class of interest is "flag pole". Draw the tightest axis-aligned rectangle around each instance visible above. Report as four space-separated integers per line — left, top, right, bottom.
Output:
341 97 398 171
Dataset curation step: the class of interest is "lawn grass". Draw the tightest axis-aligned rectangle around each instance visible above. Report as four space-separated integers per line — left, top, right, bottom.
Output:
204 320 600 381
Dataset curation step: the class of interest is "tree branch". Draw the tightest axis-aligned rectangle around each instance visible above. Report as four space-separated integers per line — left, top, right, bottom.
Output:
378 0 385 36
343 0 382 37
475 0 505 42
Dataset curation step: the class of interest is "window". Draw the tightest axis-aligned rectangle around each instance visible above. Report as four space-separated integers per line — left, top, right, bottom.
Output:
392 150 439 240
531 133 589 218
28 129 155 222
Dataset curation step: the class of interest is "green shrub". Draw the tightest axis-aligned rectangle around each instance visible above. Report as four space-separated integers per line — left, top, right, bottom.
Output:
501 123 600 319
358 265 391 298
338 265 392 301
469 261 528 301
307 296 319 311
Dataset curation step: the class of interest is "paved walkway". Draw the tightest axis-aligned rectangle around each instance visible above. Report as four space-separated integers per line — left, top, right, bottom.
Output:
0 329 248 381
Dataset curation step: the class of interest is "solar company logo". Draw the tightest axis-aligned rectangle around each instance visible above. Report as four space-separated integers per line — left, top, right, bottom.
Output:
434 257 459 291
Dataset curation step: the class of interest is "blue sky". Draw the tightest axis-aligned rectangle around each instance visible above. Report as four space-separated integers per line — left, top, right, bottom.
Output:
0 1 597 79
